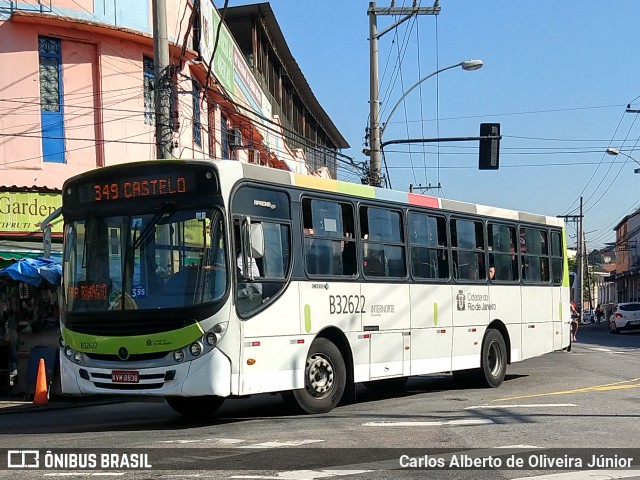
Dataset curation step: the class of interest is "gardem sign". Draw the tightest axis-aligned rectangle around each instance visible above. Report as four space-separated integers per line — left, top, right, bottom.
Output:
0 191 62 235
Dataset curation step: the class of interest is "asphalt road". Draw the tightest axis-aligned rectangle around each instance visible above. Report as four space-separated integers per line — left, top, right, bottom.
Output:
0 322 639 480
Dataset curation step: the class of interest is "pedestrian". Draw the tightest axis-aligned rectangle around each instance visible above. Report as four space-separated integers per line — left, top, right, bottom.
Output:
570 301 579 342
595 304 604 323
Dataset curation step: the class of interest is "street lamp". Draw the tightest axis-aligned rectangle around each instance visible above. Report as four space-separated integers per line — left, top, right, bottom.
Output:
606 147 640 174
367 59 483 187
381 59 484 136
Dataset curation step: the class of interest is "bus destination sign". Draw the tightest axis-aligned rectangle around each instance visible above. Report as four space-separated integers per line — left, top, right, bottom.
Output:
92 175 188 202
73 171 197 205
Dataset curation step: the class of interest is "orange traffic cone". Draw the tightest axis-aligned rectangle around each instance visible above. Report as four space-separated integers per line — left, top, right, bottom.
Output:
33 358 48 405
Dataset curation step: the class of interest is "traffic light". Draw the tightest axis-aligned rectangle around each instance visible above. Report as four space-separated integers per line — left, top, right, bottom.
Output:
479 123 500 170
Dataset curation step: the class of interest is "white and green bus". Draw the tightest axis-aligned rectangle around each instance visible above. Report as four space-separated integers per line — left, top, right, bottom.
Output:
59 159 571 416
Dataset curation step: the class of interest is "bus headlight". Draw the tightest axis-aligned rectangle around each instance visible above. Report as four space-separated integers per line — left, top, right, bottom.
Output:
65 346 73 358
213 323 226 334
173 350 185 362
59 336 66 348
189 342 203 357
205 332 217 347
73 351 83 363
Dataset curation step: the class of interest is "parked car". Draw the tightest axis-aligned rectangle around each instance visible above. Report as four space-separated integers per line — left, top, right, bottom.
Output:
608 302 640 334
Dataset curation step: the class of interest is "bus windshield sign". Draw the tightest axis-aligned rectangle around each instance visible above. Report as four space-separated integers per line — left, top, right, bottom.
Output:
89 173 191 202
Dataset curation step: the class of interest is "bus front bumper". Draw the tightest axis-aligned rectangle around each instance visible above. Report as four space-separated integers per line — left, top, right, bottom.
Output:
60 348 232 397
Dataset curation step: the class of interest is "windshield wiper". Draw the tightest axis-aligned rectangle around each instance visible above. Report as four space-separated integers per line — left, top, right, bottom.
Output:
133 204 175 250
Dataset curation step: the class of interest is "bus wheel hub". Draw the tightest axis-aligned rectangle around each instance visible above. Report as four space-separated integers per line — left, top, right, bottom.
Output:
307 353 334 396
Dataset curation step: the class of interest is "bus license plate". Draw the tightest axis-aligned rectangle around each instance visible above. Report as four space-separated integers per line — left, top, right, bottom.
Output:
112 370 139 383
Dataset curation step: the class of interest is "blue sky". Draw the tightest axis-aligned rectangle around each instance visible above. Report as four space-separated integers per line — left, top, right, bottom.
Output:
245 1 640 250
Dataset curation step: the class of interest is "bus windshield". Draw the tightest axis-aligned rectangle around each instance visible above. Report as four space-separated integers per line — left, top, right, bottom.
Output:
63 207 227 312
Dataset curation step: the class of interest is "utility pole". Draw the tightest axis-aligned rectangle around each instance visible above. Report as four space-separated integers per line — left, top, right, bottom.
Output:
152 0 174 159
577 196 584 322
368 1 440 187
557 202 584 319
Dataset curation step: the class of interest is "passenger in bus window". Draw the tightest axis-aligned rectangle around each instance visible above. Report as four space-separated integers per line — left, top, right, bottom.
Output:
488 265 496 281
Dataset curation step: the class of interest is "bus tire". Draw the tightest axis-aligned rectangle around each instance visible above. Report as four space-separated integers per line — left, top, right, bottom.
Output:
165 395 225 417
292 338 346 414
478 329 507 388
362 377 408 391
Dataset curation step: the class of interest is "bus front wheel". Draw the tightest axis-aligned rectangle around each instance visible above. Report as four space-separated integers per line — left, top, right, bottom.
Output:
292 338 346 414
165 395 225 417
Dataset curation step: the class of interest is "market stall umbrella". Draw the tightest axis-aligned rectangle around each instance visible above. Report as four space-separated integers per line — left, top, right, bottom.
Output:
0 257 62 287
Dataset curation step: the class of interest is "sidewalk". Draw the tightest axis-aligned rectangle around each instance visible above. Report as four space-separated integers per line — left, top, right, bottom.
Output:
0 394 125 414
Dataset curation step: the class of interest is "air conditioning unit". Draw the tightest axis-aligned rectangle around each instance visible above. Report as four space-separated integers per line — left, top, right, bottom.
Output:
228 128 242 148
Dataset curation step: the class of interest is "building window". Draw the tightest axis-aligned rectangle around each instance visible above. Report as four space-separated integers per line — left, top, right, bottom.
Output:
192 82 201 146
143 56 154 125
221 113 229 159
38 36 65 163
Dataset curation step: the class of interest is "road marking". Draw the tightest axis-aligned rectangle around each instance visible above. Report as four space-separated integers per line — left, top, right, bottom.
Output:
44 475 126 477
495 377 640 402
158 438 245 445
238 440 324 449
512 470 640 480
157 438 324 448
230 470 371 479
588 347 628 355
465 404 577 410
363 418 493 427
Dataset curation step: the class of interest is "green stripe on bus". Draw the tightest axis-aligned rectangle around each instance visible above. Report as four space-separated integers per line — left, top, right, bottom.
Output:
62 323 205 355
433 303 438 326
562 228 570 287
559 302 563 321
304 304 311 333
337 182 375 198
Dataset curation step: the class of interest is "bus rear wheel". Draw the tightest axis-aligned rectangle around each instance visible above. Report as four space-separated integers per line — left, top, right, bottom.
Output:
165 395 225 417
477 329 507 388
292 338 346 414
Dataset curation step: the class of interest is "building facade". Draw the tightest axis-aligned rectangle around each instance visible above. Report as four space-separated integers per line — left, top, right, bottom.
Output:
0 0 347 255
0 0 348 394
604 209 640 305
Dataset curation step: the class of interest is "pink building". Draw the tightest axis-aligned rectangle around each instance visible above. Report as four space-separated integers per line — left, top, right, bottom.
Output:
0 0 347 255
0 0 347 394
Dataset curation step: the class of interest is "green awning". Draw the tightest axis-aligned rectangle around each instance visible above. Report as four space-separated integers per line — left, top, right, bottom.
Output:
0 251 41 261
0 240 62 263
